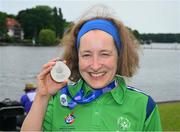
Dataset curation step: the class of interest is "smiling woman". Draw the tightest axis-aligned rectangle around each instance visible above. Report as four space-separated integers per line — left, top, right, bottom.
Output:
21 5 162 131
78 30 118 88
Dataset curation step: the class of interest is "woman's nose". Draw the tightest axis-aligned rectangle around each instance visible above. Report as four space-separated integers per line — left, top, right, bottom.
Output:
90 56 102 71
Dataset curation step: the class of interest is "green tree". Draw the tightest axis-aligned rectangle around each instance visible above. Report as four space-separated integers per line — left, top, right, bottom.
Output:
140 33 179 43
133 30 141 41
176 34 180 43
39 29 56 46
17 5 68 40
17 6 54 39
0 11 7 39
52 7 66 38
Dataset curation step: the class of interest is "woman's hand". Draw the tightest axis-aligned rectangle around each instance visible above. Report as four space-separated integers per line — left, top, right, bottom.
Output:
36 58 67 97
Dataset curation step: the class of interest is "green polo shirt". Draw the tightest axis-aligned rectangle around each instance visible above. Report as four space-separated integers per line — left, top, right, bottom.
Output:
43 76 162 131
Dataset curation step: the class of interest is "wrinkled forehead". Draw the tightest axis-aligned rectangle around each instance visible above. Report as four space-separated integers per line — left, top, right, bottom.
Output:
79 30 117 52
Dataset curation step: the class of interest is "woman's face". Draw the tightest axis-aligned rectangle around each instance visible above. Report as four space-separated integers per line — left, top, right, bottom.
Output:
78 30 118 89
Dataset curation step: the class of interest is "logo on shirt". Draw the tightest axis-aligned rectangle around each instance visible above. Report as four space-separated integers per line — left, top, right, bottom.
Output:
60 94 68 106
117 116 131 130
64 112 75 124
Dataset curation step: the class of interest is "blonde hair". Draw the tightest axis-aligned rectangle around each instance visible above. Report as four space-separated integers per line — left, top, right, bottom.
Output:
61 5 140 82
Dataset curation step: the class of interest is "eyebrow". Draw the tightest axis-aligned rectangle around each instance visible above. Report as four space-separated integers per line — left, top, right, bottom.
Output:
100 49 112 53
80 49 113 54
79 50 91 53
79 50 91 55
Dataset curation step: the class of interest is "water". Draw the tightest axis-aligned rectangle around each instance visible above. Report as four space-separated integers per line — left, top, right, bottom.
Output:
0 46 63 101
0 44 180 102
129 48 180 102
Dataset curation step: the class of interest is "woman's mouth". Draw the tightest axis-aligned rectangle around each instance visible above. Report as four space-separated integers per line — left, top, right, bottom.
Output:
89 72 106 78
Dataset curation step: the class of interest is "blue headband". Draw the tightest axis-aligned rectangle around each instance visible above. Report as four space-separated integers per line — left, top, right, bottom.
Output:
76 19 121 50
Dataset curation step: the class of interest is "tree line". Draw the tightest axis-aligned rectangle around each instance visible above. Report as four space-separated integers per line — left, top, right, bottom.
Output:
0 5 70 46
132 30 180 44
0 6 179 46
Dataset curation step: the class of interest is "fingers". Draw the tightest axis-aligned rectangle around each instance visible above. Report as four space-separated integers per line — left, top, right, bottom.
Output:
42 58 57 69
53 80 68 92
44 74 68 95
42 58 66 69
56 58 67 64
36 58 69 96
37 66 52 80
63 79 68 83
53 57 66 64
57 80 67 89
43 61 56 69
37 57 67 81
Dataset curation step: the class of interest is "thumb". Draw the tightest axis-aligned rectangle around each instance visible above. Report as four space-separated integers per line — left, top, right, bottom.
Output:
58 80 68 90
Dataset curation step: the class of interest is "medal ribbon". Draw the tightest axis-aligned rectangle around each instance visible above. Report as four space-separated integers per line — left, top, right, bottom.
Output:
60 80 117 109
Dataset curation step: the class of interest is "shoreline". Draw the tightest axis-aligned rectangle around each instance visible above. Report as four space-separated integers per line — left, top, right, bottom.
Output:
157 100 180 104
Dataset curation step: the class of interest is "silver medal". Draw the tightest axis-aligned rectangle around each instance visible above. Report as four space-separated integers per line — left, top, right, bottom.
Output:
50 61 71 82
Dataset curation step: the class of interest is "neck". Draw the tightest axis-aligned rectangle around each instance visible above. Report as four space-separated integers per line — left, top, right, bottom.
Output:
85 79 116 90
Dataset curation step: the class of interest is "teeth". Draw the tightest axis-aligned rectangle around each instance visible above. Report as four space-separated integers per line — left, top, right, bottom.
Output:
90 73 105 77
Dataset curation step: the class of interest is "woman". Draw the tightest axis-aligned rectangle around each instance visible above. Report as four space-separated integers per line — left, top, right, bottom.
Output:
20 83 37 114
21 7 162 131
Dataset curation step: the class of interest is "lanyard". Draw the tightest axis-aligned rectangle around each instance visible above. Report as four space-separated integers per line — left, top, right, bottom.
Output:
60 80 117 109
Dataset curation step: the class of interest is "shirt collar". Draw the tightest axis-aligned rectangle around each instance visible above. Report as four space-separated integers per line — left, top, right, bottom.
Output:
110 75 127 105
68 75 127 105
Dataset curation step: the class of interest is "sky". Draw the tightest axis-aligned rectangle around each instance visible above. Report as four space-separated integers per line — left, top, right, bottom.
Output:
0 0 179 33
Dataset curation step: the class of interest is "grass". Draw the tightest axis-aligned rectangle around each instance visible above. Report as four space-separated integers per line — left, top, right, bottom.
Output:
158 101 180 131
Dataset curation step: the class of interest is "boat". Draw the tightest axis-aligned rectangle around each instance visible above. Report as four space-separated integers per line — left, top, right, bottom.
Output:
0 98 25 131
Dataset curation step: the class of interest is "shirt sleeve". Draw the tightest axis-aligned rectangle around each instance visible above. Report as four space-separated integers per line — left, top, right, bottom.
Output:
143 105 162 131
20 94 28 106
42 96 54 131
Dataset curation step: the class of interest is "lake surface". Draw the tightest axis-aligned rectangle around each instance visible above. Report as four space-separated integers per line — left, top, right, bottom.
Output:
0 43 180 102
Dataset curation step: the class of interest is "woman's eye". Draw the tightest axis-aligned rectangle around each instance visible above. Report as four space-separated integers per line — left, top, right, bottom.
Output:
82 54 90 58
101 53 110 56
